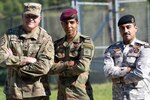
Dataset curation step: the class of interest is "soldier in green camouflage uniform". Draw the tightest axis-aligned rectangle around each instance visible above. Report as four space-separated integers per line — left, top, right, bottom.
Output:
0 2 54 100
49 8 94 100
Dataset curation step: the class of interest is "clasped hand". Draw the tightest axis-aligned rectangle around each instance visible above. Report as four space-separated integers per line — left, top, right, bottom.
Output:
6 48 37 65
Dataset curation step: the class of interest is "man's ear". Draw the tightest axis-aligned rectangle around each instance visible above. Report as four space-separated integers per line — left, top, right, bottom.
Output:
135 25 138 29
134 24 138 32
39 16 42 20
76 20 79 25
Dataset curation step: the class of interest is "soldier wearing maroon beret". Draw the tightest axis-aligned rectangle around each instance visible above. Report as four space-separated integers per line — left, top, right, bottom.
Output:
49 8 95 100
104 14 150 100
60 8 78 21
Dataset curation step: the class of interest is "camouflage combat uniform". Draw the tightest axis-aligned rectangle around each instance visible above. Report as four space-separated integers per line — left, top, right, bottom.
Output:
0 25 54 99
104 39 150 100
50 32 94 100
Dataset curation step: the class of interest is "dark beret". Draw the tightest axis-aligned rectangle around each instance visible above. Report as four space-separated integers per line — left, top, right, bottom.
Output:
60 8 77 21
118 15 135 26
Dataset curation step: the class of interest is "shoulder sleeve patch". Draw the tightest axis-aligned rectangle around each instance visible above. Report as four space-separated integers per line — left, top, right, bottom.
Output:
83 48 92 57
82 39 94 57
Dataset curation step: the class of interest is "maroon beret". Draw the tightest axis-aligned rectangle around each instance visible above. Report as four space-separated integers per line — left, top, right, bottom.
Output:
60 8 77 21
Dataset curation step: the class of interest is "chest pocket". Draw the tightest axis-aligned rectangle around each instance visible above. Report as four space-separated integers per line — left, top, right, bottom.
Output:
9 36 22 56
126 46 140 66
112 48 123 66
69 42 81 59
28 40 41 57
55 45 65 60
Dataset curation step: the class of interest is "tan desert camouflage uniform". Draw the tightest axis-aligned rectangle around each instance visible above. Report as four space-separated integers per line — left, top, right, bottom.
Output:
104 39 150 100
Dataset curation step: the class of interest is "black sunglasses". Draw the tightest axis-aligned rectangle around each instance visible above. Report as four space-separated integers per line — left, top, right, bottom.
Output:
24 14 38 19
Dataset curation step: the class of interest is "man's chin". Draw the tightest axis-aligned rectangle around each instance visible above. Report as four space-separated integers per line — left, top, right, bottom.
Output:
27 25 36 29
66 32 72 35
124 36 131 40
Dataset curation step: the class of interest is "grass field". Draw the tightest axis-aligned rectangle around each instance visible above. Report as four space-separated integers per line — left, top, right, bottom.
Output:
0 82 112 100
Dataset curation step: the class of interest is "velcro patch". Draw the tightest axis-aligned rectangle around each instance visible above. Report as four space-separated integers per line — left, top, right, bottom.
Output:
83 48 92 57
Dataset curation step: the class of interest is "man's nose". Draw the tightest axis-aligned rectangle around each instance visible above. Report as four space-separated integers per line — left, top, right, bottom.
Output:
67 22 71 27
124 28 128 33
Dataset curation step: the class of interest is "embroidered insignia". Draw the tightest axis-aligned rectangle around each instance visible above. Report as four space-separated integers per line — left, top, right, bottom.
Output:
133 48 139 53
84 48 92 56
133 45 140 53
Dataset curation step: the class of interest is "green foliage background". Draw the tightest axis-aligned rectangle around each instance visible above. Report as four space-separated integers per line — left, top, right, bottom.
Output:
0 0 106 18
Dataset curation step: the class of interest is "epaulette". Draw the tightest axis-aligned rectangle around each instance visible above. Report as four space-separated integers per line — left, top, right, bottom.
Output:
113 41 122 46
144 44 150 48
134 39 148 45
80 34 92 43
135 42 142 46
39 27 47 33
84 38 91 43
107 41 122 49
80 34 90 39
135 40 150 48
37 27 50 43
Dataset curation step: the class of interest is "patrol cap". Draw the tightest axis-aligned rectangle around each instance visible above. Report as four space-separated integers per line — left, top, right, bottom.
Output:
23 2 41 16
118 14 135 26
60 8 78 21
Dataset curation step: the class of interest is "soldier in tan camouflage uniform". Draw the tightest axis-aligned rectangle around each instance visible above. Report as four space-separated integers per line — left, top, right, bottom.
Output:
0 2 54 100
104 15 150 100
49 8 94 100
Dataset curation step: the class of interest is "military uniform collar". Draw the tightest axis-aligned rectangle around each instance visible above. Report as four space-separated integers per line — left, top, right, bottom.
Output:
20 26 39 40
122 38 136 46
123 38 144 47
63 32 80 46
72 32 80 43
130 38 137 46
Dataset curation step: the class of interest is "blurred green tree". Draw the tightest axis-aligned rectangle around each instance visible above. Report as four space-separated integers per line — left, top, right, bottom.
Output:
0 0 107 18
